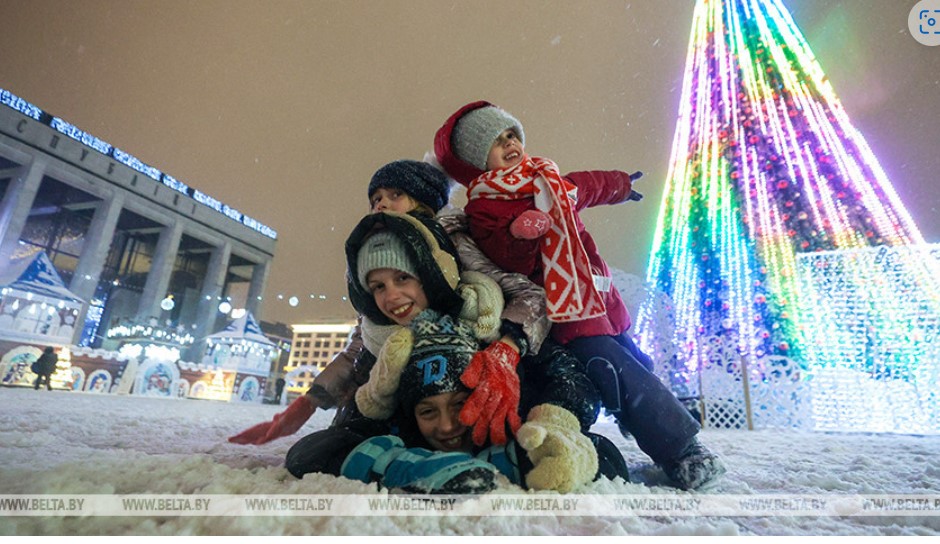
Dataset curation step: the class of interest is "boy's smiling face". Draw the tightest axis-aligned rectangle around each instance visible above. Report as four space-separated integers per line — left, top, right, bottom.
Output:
485 128 525 171
366 268 428 325
414 390 473 452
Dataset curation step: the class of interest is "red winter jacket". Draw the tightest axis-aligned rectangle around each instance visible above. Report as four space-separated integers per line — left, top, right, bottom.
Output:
434 101 636 344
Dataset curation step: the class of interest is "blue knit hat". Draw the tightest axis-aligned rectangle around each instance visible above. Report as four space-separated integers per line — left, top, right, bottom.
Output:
397 310 477 412
368 160 451 213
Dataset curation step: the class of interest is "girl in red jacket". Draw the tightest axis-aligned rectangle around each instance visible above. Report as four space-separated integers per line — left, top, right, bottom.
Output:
434 100 725 490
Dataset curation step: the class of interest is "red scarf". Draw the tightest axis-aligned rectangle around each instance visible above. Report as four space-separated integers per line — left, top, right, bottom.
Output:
468 156 606 322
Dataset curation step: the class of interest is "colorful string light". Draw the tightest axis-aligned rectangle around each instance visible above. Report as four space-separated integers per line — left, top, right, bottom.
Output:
637 0 927 384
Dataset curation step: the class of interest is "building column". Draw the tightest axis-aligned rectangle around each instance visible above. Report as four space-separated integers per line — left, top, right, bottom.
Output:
69 192 126 344
245 259 271 321
189 241 231 360
0 157 47 265
136 220 183 320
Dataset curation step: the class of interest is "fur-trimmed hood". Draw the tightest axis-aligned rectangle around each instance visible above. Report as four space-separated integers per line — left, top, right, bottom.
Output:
355 270 505 421
345 211 463 326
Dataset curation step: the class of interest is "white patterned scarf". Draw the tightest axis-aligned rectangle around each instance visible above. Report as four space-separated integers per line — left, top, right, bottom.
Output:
467 156 606 322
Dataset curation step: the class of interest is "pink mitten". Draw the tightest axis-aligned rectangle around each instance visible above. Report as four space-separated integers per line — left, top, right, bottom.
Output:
509 210 553 240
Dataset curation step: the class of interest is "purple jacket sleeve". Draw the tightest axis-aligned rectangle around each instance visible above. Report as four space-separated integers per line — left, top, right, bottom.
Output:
305 322 364 409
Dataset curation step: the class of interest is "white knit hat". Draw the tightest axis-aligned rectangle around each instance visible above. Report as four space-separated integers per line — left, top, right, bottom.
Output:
356 231 417 288
452 106 525 170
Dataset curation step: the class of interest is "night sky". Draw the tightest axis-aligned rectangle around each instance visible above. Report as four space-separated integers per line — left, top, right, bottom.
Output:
2 0 938 326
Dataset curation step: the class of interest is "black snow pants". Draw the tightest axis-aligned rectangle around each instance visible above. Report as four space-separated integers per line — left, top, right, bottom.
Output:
567 331 700 465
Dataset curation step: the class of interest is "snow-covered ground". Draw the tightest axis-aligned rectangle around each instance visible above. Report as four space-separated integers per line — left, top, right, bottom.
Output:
1 386 938 536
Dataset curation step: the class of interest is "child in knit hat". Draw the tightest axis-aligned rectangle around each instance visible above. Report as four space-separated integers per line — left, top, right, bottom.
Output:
342 214 626 492
344 308 614 493
287 211 620 492
231 159 556 449
434 101 726 491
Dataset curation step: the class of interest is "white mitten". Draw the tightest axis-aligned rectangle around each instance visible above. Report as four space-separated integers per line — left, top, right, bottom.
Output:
457 271 504 343
516 404 598 493
355 327 414 419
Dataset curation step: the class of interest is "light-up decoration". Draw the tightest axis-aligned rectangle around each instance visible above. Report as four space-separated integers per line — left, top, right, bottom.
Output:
202 312 278 376
119 344 144 359
636 0 926 388
794 244 940 433
199 370 234 401
0 87 277 240
218 301 233 314
107 322 195 346
0 88 42 120
113 147 162 181
160 295 175 312
161 174 190 196
144 344 182 362
50 117 113 155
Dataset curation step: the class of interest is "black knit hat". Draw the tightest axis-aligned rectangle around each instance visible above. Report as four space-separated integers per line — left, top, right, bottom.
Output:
368 160 452 213
345 212 463 326
397 309 477 413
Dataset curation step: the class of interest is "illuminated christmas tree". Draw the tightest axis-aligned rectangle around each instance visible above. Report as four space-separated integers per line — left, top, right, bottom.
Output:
636 0 931 388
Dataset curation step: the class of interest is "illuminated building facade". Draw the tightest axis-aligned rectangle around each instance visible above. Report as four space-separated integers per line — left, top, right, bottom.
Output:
283 323 356 399
0 89 277 357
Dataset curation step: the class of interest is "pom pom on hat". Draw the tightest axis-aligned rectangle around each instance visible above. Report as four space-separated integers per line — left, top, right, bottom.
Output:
452 106 525 171
368 160 452 213
356 230 417 288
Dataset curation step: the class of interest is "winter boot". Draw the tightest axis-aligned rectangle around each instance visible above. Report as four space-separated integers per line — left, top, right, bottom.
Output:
588 432 630 482
342 435 497 494
660 437 726 491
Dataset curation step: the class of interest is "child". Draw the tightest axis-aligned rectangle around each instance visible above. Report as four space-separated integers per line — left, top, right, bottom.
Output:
284 211 611 490
434 100 726 490
344 307 627 493
231 160 581 447
230 160 548 446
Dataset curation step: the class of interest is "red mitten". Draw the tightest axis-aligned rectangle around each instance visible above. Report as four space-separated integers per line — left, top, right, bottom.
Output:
509 210 553 240
458 341 521 446
228 395 316 445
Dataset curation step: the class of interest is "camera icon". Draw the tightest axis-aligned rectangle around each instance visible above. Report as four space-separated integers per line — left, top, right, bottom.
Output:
919 9 940 34
910 0 940 45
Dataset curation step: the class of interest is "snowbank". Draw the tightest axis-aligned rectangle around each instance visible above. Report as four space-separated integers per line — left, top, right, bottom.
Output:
0 387 938 536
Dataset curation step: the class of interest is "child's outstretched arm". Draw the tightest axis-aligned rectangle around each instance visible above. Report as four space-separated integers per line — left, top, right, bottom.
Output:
565 170 644 210
228 324 364 445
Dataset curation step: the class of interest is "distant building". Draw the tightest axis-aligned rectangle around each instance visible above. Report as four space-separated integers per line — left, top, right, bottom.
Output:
259 319 293 399
0 88 277 358
284 322 356 398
